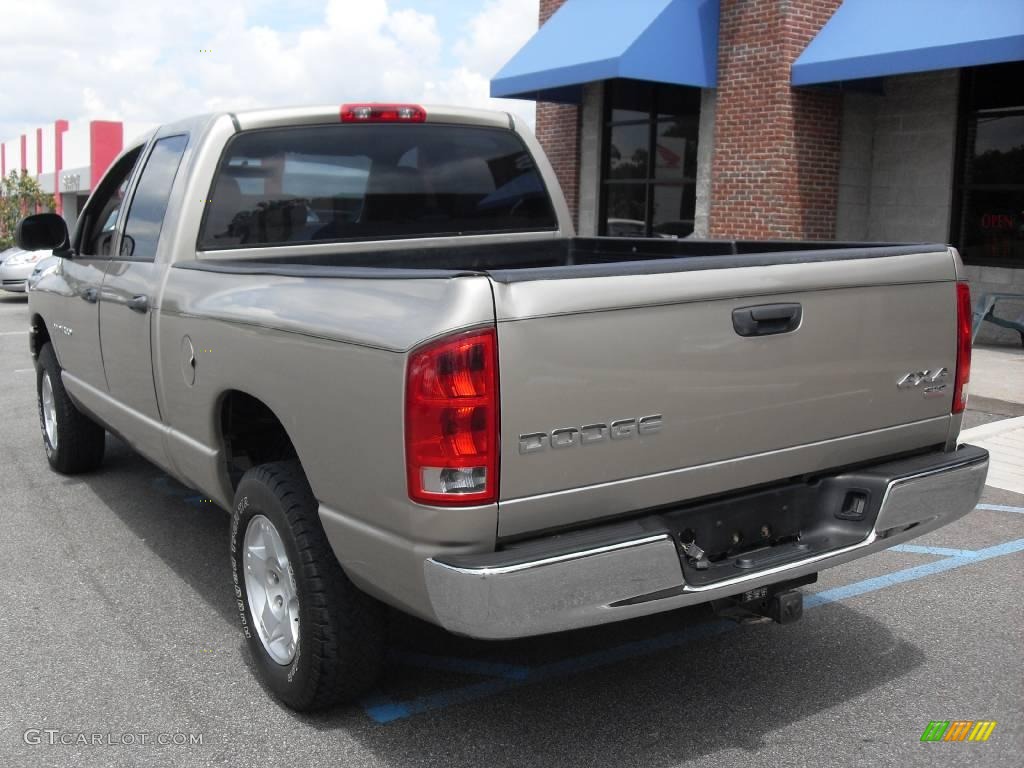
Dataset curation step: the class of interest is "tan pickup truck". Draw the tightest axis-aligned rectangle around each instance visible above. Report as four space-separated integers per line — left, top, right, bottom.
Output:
17 103 987 711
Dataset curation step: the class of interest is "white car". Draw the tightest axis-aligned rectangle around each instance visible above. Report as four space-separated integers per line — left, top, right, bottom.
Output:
0 248 52 292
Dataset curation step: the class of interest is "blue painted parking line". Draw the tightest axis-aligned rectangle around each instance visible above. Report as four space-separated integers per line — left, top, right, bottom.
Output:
804 538 1024 609
889 544 980 558
389 651 532 681
976 503 1024 514
362 530 1024 724
364 619 736 723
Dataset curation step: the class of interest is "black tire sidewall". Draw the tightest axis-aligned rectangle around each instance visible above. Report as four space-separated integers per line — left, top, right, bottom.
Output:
230 475 316 704
36 344 63 466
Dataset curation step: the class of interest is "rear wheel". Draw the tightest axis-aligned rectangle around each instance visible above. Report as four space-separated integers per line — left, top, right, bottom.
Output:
36 342 105 474
230 460 385 711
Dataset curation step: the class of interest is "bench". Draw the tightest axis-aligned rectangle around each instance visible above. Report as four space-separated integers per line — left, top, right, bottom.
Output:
972 292 1024 346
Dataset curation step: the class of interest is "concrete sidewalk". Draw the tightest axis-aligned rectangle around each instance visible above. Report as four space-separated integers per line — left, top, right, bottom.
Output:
961 345 1024 494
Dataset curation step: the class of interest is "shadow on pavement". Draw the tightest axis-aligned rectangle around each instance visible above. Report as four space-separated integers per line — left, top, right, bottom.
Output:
312 600 922 768
74 435 927 767
74 436 238 627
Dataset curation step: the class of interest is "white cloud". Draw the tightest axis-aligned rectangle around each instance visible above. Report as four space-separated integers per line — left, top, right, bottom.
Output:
454 0 539 77
0 0 540 142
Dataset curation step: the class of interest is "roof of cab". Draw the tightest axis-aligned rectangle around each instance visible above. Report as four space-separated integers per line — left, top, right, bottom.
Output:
229 104 514 132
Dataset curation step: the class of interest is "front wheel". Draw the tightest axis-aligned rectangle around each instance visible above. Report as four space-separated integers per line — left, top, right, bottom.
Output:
230 461 385 711
36 342 105 474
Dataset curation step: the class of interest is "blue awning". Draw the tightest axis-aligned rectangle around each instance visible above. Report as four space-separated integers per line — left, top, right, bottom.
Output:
793 0 1024 86
491 0 718 103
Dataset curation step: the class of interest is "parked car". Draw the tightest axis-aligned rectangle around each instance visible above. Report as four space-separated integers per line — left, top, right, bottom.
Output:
0 247 53 292
18 103 987 712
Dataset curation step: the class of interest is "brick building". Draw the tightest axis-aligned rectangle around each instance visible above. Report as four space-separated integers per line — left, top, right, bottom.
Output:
493 0 1024 343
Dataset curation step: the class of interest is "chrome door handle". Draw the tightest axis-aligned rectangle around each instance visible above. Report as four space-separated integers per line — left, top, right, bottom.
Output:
81 287 99 304
127 294 150 313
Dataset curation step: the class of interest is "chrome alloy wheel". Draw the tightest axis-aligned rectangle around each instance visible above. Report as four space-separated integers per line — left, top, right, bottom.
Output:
243 514 300 665
41 372 57 449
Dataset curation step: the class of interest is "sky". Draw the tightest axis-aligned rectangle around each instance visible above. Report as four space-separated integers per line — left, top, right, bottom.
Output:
0 0 540 142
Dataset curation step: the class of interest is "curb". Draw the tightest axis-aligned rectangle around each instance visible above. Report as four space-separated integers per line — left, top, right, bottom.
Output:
959 414 1024 444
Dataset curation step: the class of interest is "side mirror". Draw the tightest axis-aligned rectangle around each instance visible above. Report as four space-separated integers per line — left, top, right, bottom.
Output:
16 213 71 257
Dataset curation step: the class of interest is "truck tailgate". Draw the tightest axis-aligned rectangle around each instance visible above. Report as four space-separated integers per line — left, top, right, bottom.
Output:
491 248 960 538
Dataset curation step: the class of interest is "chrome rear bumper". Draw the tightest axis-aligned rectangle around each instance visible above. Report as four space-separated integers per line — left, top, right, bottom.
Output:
424 445 988 639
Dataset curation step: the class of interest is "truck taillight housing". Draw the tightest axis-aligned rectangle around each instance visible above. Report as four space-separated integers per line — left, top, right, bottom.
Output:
952 282 972 414
406 328 499 506
340 103 426 123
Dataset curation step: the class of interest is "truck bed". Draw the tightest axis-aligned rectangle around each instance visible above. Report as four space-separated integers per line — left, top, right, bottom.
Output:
183 238 943 278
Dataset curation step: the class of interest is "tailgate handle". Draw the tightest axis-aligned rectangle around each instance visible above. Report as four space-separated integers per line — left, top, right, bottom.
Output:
732 303 802 337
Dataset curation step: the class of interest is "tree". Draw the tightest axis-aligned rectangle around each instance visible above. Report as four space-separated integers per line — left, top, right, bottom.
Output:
0 170 56 249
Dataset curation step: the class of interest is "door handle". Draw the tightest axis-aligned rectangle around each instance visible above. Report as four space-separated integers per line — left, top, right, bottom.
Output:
732 303 802 337
81 287 99 304
127 294 150 313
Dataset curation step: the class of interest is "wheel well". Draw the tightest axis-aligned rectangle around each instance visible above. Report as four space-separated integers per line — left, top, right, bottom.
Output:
30 314 50 361
220 391 297 489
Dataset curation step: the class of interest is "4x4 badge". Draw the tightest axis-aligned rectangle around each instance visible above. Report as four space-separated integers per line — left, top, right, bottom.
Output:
897 368 948 397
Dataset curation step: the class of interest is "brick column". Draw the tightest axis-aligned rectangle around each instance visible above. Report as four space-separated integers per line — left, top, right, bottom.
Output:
534 0 580 227
709 0 842 240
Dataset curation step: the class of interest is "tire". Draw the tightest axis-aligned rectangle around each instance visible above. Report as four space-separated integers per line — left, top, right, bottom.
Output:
230 460 385 711
36 342 106 474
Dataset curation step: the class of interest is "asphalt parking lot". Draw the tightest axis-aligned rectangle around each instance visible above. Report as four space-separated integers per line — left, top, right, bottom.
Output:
1 291 1021 768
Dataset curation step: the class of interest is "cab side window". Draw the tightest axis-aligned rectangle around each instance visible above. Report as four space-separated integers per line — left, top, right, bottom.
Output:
78 148 142 257
120 135 188 261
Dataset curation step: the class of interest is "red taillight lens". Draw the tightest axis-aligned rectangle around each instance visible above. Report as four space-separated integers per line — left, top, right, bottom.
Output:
340 103 427 123
953 282 972 414
406 328 499 506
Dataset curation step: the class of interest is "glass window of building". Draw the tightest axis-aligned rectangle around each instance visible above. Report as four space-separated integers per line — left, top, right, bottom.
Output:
954 62 1024 268
600 80 701 238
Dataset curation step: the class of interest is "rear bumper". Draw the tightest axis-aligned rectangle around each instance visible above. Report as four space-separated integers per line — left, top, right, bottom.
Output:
424 445 989 639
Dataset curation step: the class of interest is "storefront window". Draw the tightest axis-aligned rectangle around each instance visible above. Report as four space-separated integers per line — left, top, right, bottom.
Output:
600 80 700 238
954 62 1024 267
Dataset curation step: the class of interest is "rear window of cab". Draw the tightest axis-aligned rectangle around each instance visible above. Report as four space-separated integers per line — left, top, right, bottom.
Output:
198 124 557 249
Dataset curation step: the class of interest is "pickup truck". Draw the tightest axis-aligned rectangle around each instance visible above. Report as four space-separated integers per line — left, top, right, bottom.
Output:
17 103 988 712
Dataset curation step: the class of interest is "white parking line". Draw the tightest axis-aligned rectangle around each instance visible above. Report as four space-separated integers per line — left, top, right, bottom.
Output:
14 368 33 374
0 330 29 336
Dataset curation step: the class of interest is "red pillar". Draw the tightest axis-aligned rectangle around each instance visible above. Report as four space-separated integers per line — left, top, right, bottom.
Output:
1 144 5 179
36 128 43 175
20 134 27 171
54 119 69 216
89 121 123 187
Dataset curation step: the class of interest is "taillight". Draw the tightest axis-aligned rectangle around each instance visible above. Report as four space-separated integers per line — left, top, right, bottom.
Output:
952 282 972 414
340 103 426 123
406 328 499 506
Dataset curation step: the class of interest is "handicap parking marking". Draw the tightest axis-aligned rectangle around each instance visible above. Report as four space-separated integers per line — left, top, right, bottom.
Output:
362 507 1024 724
